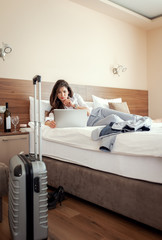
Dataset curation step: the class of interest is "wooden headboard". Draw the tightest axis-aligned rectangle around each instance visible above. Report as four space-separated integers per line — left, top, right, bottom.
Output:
0 78 148 128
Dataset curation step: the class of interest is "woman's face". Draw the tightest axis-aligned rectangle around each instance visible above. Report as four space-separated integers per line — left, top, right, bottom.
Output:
57 86 69 102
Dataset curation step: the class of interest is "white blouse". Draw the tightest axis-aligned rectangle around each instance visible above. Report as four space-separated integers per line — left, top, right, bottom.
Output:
45 93 90 122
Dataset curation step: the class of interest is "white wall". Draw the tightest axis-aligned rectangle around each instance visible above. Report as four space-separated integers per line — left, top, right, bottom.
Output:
147 27 162 118
0 0 147 90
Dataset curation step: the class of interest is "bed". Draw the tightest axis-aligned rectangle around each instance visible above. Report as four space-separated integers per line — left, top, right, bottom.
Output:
0 77 162 231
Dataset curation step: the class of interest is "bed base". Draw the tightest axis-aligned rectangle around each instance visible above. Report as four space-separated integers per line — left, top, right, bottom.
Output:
43 156 162 231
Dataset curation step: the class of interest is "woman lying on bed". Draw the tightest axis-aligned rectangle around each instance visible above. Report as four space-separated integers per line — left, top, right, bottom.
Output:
45 79 161 128
45 79 90 128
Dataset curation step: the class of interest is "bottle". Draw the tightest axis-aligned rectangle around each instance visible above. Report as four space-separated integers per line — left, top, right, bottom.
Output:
4 102 11 132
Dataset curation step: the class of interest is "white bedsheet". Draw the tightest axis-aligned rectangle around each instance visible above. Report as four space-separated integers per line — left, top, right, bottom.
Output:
28 122 162 157
112 122 162 157
26 122 162 184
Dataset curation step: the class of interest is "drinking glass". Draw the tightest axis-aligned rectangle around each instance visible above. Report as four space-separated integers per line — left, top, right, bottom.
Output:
11 116 19 132
0 116 3 133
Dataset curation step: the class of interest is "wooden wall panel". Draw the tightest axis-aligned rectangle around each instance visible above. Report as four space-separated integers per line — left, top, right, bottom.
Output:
85 85 148 116
0 78 148 130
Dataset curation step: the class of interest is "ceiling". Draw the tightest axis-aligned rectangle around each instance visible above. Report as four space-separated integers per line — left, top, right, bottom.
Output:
70 0 162 30
106 0 162 19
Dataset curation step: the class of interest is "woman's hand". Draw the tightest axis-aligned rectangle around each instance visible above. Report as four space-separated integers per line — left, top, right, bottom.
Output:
62 99 73 108
45 120 56 128
62 99 90 116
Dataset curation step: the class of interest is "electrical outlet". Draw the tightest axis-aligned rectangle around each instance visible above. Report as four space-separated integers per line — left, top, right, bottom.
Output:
0 106 6 113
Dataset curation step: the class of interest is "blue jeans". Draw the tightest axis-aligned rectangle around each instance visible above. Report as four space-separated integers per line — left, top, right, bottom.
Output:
87 107 148 126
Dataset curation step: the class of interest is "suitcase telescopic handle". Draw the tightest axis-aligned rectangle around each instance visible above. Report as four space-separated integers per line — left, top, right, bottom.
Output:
33 75 41 84
33 75 42 161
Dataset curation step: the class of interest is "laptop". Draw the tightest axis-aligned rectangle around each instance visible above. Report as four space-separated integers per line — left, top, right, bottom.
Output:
54 109 87 128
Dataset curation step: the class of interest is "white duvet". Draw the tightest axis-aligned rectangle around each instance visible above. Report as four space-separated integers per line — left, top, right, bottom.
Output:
28 122 162 157
112 122 162 157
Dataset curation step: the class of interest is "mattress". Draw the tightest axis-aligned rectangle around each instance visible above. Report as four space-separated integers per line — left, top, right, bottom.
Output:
25 122 162 184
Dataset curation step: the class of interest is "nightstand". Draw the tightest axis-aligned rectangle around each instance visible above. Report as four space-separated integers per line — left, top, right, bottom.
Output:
0 131 29 167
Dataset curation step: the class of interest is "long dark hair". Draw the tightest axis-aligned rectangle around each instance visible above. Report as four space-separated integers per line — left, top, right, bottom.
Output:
49 79 73 113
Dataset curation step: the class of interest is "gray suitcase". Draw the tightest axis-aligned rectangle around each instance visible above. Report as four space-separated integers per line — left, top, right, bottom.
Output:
8 75 48 240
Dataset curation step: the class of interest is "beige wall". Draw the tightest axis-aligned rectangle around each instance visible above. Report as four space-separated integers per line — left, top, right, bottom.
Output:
147 27 162 118
0 0 147 90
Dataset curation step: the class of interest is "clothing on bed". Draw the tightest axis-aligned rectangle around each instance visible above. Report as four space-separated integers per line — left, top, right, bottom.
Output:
90 108 152 152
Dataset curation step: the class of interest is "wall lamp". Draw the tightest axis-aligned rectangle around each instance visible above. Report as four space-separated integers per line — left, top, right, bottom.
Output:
112 65 127 76
0 42 12 61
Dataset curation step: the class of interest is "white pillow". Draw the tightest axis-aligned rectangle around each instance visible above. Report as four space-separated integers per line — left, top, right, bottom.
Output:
92 95 122 109
29 96 51 122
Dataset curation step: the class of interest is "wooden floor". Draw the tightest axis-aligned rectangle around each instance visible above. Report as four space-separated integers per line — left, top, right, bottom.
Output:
0 194 162 240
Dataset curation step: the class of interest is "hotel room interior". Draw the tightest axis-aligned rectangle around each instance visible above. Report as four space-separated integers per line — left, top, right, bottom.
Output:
0 0 162 239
